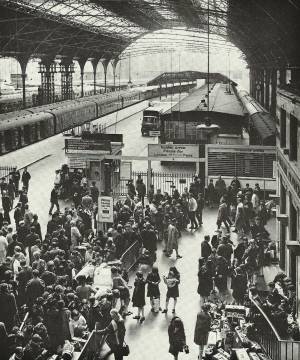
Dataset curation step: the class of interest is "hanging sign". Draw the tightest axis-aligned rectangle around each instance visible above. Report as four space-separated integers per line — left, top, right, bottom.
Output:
98 196 114 223
148 144 199 159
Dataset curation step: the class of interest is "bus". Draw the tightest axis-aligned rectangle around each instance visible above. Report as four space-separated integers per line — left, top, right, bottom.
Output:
141 102 173 136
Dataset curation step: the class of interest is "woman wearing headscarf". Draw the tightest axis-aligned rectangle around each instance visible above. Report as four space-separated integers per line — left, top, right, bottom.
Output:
168 317 187 360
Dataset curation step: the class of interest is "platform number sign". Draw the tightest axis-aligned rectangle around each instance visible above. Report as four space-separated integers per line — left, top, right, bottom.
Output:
98 196 113 223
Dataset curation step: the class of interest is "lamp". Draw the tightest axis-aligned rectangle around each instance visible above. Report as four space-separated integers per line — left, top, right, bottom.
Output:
196 116 220 144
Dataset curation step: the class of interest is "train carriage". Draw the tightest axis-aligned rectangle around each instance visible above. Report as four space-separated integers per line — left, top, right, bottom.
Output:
0 83 195 155
236 88 276 146
49 100 97 133
0 112 55 154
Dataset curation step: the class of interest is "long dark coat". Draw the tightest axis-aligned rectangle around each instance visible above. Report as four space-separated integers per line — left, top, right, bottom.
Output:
197 265 213 297
194 311 211 346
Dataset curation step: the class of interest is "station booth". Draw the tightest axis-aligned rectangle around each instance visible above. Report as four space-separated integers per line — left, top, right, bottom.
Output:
65 132 123 198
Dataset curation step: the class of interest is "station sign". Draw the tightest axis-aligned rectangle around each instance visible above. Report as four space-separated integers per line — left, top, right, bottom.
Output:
148 144 199 159
98 196 114 223
65 138 111 154
82 132 123 143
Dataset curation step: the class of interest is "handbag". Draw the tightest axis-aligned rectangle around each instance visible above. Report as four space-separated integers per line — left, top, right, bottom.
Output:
121 342 130 356
183 345 189 354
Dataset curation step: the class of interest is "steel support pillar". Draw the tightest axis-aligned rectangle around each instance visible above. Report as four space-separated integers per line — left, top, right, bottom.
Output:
259 69 264 106
39 58 57 105
264 69 271 111
21 74 26 108
102 59 109 93
279 68 287 87
270 69 277 117
16 56 29 109
249 68 253 97
91 58 99 95
111 58 119 92
60 59 74 101
78 58 87 98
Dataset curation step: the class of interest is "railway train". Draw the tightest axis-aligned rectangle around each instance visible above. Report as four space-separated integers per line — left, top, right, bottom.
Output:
236 89 276 146
0 83 194 155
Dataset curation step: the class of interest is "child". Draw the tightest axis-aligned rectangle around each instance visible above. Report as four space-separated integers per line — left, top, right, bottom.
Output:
132 271 146 323
162 267 180 314
146 266 161 313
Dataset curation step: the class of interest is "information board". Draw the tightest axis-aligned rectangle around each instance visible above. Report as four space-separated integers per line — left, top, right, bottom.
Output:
120 162 132 180
65 138 111 154
148 144 199 159
98 196 113 223
207 145 276 179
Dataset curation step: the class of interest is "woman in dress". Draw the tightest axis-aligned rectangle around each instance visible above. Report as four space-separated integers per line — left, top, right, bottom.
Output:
132 271 146 323
168 317 187 360
162 267 180 314
146 266 161 313
194 304 212 359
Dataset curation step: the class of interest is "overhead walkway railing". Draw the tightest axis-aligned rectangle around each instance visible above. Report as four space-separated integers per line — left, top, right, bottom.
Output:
250 297 300 360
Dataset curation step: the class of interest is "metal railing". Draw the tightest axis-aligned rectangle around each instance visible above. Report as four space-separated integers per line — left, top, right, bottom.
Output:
0 166 16 179
250 297 300 360
77 242 141 358
120 240 142 271
77 331 102 360
113 170 195 197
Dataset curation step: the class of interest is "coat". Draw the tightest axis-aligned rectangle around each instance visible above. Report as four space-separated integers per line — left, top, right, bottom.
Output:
22 171 31 186
217 203 228 222
167 224 179 253
231 273 247 303
194 311 211 345
197 265 213 297
168 318 186 355
201 240 212 260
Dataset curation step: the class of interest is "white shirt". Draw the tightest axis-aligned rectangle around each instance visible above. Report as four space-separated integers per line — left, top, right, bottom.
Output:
188 197 198 212
69 315 87 338
251 193 259 210
0 235 8 252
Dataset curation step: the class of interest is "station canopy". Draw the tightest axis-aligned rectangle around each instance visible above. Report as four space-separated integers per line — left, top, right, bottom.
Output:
0 0 299 68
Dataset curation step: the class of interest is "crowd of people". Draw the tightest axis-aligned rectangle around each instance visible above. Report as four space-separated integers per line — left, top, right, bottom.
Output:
0 165 298 360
